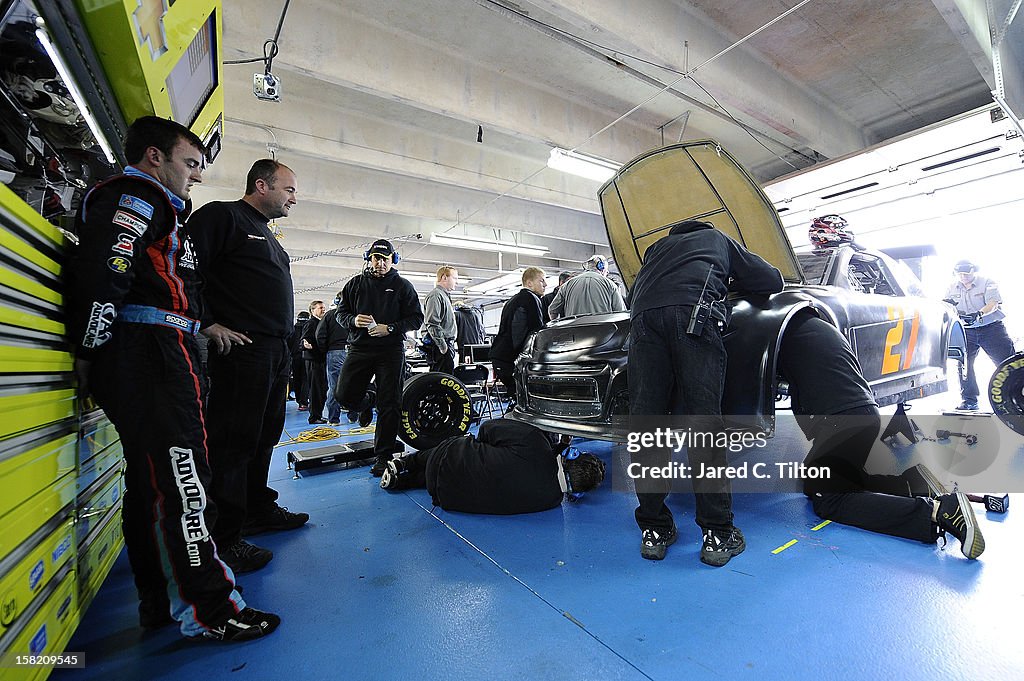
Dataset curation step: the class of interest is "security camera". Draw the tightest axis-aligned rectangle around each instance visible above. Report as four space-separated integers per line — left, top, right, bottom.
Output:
253 72 281 102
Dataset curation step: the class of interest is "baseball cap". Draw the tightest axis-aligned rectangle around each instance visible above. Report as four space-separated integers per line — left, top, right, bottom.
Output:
367 239 395 258
953 259 976 273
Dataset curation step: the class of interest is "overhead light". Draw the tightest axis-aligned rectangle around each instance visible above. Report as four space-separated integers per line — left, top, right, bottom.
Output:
430 233 548 256
547 148 619 183
34 22 117 165
464 269 525 294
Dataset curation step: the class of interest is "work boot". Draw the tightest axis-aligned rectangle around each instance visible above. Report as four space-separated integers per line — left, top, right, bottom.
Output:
221 539 273 574
935 492 985 559
700 527 746 567
640 526 677 561
242 504 310 536
193 607 281 642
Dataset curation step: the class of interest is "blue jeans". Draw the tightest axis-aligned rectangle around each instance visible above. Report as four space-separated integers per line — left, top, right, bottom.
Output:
628 305 733 532
325 348 348 422
961 321 1015 401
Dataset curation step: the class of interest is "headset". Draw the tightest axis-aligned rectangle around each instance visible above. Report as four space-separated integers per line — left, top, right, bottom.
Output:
364 240 401 264
587 255 606 272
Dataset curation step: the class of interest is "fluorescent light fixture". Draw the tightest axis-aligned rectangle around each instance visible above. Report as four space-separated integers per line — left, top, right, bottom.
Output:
464 269 525 294
430 232 547 256
547 148 619 183
35 23 117 165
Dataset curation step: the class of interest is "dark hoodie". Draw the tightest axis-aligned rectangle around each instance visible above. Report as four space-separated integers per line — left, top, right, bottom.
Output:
629 220 784 323
335 268 424 347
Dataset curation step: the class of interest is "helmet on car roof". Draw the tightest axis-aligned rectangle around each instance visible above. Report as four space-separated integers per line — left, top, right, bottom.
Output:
808 215 853 248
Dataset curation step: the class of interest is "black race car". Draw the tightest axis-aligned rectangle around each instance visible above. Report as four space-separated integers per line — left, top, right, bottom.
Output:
507 142 967 441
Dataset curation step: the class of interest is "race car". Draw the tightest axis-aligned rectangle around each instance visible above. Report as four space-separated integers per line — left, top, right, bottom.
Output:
506 141 968 441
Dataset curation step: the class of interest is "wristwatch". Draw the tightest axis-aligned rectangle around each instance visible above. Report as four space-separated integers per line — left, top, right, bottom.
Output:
387 324 395 333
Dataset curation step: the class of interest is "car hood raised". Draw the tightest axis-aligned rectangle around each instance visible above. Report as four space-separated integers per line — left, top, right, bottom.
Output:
598 140 803 289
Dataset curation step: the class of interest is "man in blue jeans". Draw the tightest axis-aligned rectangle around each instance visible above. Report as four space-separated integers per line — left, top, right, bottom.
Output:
944 259 1015 410
628 220 783 566
317 292 349 425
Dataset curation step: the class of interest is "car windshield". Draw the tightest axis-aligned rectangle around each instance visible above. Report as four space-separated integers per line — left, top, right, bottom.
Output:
796 251 831 285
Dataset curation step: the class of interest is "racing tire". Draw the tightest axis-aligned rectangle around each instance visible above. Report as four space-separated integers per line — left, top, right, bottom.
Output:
399 372 473 449
989 352 1024 435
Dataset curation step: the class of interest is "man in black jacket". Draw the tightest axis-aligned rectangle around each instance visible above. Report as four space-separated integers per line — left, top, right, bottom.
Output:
489 267 547 398
334 239 424 475
379 420 605 514
66 116 277 641
289 310 309 408
316 292 350 426
188 159 309 573
301 300 327 424
629 220 784 566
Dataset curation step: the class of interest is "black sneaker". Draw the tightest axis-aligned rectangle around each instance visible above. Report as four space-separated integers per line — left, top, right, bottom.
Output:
902 463 950 498
369 455 390 477
935 492 985 559
138 591 173 630
700 527 746 567
640 526 677 561
194 607 281 642
242 504 310 536
380 459 410 490
221 539 273 574
308 417 327 425
358 391 377 427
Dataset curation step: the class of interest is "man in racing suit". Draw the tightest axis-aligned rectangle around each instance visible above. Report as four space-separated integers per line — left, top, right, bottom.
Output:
66 116 278 641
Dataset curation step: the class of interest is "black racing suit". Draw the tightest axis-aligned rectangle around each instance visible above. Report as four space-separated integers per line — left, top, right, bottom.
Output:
334 267 423 460
65 168 242 637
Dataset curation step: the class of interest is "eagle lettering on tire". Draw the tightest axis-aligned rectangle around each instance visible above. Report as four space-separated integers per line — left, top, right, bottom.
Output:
399 372 473 449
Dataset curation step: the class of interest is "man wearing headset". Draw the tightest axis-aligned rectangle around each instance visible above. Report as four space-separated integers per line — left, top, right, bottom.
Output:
944 259 1015 411
334 239 424 475
547 254 626 320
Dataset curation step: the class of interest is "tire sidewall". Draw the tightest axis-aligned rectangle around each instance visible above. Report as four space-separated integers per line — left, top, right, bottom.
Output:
400 372 473 449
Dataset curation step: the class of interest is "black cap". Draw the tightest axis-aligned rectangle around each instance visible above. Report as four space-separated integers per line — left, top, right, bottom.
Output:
953 259 976 273
367 239 395 258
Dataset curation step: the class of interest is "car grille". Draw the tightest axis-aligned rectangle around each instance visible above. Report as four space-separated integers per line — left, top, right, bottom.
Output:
525 375 602 418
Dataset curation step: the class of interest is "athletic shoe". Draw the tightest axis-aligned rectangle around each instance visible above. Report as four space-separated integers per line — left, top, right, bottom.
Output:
138 591 173 630
370 455 391 477
346 410 359 423
700 527 746 567
242 504 310 536
308 417 327 425
221 539 273 574
327 420 341 427
956 399 979 411
902 463 950 498
379 459 410 490
193 607 280 642
935 492 985 559
640 526 677 561
358 390 377 427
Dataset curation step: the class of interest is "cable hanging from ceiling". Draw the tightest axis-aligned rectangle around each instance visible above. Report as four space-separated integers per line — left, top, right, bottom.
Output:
223 0 292 69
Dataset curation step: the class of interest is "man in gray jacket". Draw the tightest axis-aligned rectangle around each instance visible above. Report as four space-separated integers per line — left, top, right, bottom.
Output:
420 266 459 374
548 255 626 319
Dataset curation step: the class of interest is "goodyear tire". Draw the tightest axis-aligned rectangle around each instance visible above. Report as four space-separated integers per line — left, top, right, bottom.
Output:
989 352 1024 435
399 372 473 449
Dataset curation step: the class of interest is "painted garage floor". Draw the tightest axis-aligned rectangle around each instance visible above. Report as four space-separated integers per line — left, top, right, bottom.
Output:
57 394 1023 681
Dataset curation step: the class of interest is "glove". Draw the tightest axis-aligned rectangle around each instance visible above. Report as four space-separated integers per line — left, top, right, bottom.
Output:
960 312 979 326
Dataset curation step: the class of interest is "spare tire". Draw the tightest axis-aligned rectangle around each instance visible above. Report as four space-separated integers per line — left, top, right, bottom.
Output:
399 372 473 449
989 352 1024 435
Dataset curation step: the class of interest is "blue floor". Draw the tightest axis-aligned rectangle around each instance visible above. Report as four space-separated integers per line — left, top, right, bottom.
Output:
58 396 1023 681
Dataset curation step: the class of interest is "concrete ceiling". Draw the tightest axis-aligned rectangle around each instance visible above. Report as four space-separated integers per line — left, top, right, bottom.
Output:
190 0 1014 309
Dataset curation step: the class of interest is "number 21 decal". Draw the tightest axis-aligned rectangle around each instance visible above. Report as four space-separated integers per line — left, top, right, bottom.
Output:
881 306 920 375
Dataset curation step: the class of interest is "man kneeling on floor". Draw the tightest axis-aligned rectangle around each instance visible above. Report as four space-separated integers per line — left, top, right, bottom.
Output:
379 419 606 514
779 311 985 559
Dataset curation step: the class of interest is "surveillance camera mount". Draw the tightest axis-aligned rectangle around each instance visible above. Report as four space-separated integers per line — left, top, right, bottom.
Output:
253 72 281 102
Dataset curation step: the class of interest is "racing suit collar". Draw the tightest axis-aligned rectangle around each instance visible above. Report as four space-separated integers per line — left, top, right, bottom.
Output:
124 166 186 213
